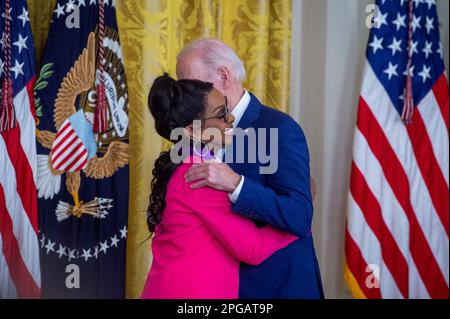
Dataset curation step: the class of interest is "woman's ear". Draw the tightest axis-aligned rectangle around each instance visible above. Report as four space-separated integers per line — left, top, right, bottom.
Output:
183 124 194 140
218 66 231 90
185 119 203 142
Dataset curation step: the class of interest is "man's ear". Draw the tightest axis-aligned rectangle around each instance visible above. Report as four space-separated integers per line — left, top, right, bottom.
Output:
218 66 231 90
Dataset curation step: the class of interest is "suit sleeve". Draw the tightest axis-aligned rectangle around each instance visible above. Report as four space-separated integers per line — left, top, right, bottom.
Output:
187 180 297 265
232 118 313 238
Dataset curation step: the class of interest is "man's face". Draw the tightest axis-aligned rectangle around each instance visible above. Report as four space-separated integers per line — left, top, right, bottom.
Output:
176 52 225 96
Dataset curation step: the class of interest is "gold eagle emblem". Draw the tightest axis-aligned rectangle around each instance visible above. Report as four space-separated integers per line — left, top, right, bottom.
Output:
37 31 129 219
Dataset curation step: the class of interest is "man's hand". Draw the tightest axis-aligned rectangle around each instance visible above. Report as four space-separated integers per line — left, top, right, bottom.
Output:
185 160 242 193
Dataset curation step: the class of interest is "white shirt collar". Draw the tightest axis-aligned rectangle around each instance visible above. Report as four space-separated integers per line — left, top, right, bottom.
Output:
214 90 251 163
230 90 251 128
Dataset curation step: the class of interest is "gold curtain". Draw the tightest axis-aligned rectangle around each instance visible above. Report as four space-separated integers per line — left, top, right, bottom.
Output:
117 0 292 299
28 0 57 68
28 0 292 299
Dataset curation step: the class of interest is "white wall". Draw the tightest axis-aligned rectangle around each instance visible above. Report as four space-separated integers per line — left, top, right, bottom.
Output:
290 0 449 299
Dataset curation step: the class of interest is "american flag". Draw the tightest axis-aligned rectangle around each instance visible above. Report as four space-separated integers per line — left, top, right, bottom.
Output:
0 0 41 298
345 0 448 298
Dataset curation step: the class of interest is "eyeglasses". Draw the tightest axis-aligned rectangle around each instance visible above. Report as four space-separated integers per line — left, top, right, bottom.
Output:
200 96 229 122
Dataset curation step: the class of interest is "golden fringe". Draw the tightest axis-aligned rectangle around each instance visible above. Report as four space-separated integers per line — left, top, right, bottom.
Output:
343 258 367 299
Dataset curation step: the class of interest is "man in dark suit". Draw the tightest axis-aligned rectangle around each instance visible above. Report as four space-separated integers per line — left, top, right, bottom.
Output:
177 38 324 299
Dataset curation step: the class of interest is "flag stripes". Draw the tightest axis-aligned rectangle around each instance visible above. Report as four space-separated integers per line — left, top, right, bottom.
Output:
51 119 89 172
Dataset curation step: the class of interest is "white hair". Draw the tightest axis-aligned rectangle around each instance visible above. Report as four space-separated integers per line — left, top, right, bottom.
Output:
177 38 247 83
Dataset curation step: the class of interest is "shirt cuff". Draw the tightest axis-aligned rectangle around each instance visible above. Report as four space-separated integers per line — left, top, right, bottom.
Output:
229 175 244 203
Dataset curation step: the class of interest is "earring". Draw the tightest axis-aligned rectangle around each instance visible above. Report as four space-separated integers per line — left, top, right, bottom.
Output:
193 140 209 157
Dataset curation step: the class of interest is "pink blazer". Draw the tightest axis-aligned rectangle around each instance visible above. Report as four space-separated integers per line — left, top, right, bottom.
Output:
141 156 297 299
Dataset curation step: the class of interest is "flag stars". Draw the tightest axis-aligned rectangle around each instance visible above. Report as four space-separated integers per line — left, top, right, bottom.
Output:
0 32 5 50
119 226 127 239
13 34 28 54
418 65 431 82
78 0 86 7
437 42 443 59
110 235 119 248
425 16 435 34
413 0 423 8
54 3 65 18
369 35 384 54
424 0 436 9
1 8 12 21
412 15 422 32
388 37 402 56
39 227 127 262
403 65 415 77
422 41 433 59
67 0 76 11
409 40 419 56
68 249 77 262
93 246 99 259
45 239 56 254
374 11 388 29
11 60 25 79
81 249 92 262
56 244 67 259
383 62 399 80
392 13 406 31
18 7 30 27
99 240 109 254
40 234 46 248
90 0 97 5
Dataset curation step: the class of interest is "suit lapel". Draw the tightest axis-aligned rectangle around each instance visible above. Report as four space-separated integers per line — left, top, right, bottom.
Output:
225 93 262 167
235 93 261 130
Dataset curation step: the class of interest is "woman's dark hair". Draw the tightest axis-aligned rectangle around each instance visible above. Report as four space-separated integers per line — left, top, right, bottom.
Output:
147 73 213 234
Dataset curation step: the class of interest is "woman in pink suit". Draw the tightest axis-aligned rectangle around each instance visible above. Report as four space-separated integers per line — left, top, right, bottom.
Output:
141 74 296 299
